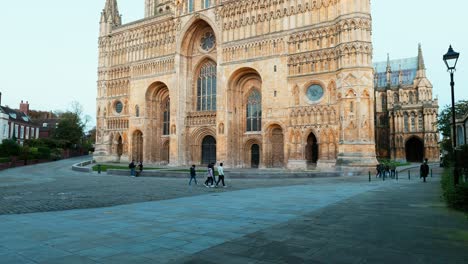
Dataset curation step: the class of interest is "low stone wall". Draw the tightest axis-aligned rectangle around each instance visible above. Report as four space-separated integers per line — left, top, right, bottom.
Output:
72 160 95 172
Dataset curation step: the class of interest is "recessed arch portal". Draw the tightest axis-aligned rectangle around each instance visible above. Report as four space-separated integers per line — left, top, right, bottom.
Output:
201 136 217 165
306 132 319 165
405 136 424 162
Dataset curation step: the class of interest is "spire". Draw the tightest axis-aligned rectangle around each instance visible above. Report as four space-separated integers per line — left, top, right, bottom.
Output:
417 43 426 71
386 53 391 72
100 0 122 36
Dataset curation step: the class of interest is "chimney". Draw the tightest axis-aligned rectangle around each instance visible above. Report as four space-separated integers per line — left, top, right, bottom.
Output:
20 100 30 115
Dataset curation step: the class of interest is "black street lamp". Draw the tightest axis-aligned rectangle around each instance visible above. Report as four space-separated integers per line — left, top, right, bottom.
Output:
443 45 460 185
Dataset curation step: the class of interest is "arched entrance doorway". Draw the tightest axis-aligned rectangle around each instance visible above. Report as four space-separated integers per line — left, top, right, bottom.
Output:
270 127 284 168
251 144 260 168
306 133 319 165
201 136 216 165
132 131 143 162
116 136 123 160
405 137 424 162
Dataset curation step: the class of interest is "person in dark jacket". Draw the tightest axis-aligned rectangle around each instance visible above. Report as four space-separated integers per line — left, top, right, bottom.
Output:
189 165 197 185
129 160 136 177
137 161 143 177
420 158 429 183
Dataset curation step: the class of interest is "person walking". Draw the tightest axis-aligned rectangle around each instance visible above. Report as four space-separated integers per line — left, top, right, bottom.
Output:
129 160 136 177
390 164 396 179
216 163 226 188
189 164 198 185
204 164 214 187
375 164 381 178
137 161 143 177
420 158 429 183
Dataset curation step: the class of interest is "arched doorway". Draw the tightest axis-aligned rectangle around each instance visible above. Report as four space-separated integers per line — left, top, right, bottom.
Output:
306 133 319 165
405 137 424 162
161 141 169 164
132 131 143 162
116 136 123 159
201 136 216 165
251 144 260 168
270 127 284 167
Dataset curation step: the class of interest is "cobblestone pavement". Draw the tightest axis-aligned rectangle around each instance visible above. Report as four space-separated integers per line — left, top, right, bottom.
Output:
1 165 466 264
0 157 377 215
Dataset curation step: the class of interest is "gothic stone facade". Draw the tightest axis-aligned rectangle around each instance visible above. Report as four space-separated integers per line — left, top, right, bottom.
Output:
94 0 377 169
374 45 439 163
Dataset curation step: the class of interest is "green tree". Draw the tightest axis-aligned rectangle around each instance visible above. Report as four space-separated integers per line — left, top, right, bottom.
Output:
438 100 468 139
53 112 85 149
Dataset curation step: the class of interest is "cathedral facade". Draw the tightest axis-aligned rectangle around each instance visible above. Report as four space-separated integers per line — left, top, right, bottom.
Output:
374 45 439 162
94 0 377 169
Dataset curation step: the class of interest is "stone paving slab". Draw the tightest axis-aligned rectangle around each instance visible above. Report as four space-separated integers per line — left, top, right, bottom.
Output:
171 168 468 264
0 178 392 264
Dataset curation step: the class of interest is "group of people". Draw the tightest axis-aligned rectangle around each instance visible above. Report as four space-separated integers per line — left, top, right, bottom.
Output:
375 159 430 182
128 160 143 177
190 162 226 188
375 163 397 178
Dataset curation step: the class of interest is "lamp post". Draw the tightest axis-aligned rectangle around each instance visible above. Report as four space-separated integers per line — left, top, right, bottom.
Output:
443 45 460 185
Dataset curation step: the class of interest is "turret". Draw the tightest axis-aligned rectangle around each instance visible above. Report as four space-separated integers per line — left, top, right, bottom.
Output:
100 0 122 36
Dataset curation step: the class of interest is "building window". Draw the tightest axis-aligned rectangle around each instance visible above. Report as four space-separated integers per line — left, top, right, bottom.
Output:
381 94 387 111
197 61 217 111
163 99 170 135
409 92 414 104
203 0 211 8
418 113 424 131
31 128 35 139
411 113 416 132
246 90 262 132
135 105 140 117
404 113 409 133
43 123 48 128
115 101 123 114
26 127 30 139
393 93 399 104
188 0 194 12
20 126 24 139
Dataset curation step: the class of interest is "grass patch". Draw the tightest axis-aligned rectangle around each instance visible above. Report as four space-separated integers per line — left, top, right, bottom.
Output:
92 164 160 172
164 169 219 176
378 159 411 167
441 168 468 213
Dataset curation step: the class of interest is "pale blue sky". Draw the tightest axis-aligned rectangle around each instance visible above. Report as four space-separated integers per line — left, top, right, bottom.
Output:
0 1 466 130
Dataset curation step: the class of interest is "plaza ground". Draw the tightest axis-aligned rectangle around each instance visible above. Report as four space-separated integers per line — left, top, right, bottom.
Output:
0 158 467 263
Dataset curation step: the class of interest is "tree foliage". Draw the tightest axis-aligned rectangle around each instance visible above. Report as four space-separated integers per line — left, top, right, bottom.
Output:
53 112 85 148
438 100 468 138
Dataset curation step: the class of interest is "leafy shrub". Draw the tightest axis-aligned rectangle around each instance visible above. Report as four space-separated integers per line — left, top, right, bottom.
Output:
441 169 468 213
0 139 21 157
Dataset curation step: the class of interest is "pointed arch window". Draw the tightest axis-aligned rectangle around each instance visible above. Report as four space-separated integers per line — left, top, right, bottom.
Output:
135 105 140 117
163 99 170 135
246 90 262 132
411 113 416 132
188 0 194 12
197 61 217 111
381 94 387 111
418 112 424 131
404 112 409 133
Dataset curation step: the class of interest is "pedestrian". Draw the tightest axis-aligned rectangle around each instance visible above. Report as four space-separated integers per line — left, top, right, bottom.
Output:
420 158 429 183
189 164 198 185
375 164 381 178
129 160 136 177
385 165 390 178
216 162 226 188
390 164 396 178
137 161 143 177
204 163 214 187
97 164 102 174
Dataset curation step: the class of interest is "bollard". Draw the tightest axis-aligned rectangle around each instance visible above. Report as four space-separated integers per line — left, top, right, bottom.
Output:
431 169 433 178
408 170 411 180
369 171 371 182
396 171 399 181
